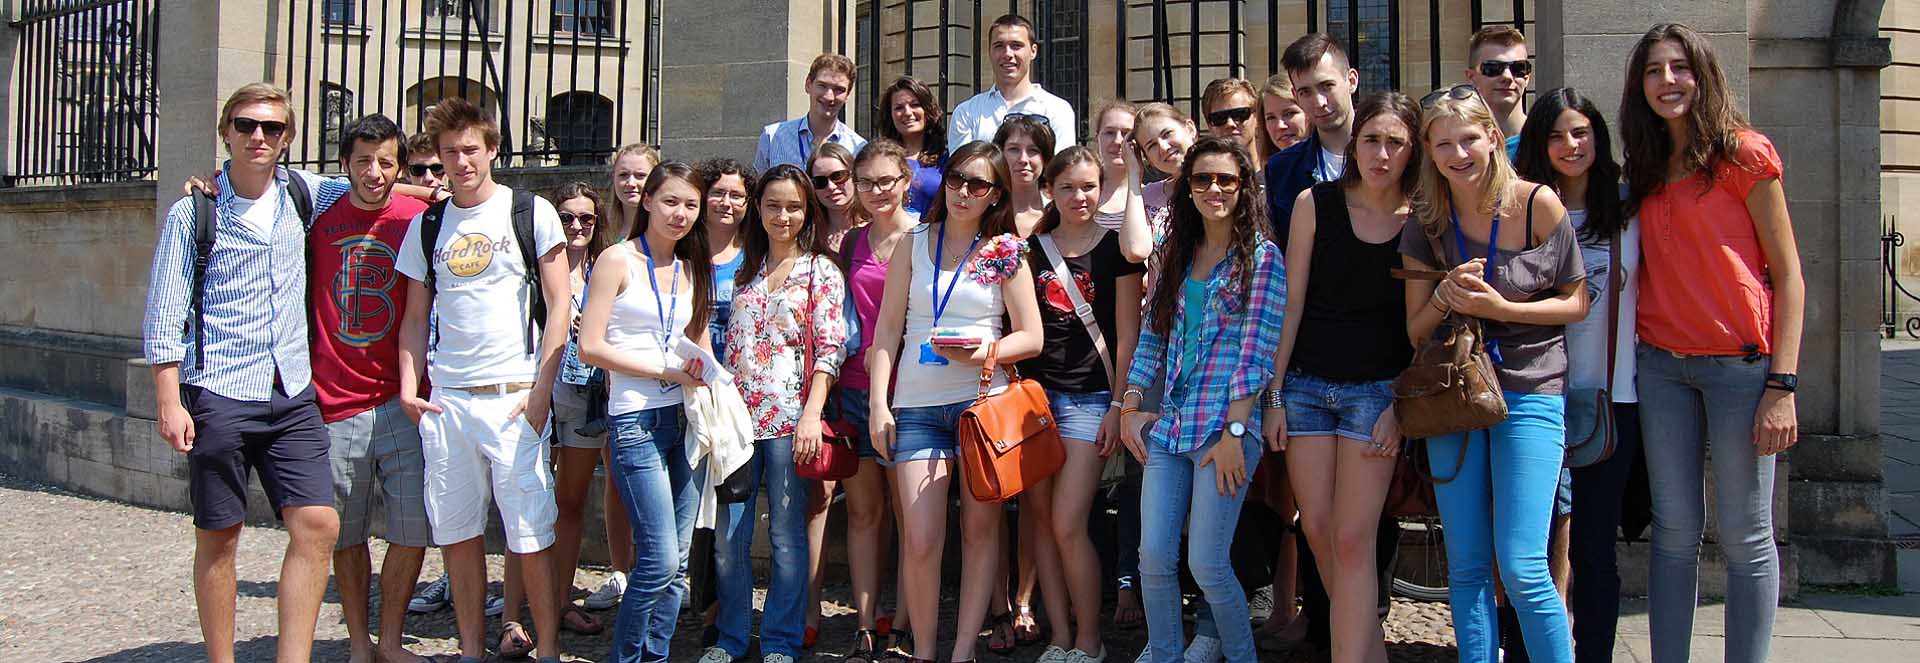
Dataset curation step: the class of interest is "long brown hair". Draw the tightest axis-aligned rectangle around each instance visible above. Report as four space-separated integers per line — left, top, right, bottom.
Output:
850 139 913 223
1147 137 1267 336
624 161 713 334
877 76 948 165
1619 22 1750 216
736 165 834 290
550 181 616 264
921 141 1019 240
1036 145 1103 234
1337 92 1423 199
607 143 661 238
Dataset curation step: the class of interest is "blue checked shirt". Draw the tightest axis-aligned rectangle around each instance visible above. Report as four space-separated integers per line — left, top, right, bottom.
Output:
1126 240 1287 454
752 116 867 173
142 164 347 402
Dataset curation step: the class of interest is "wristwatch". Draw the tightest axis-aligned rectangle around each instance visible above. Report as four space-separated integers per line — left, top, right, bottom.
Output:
1226 421 1248 439
1765 372 1798 392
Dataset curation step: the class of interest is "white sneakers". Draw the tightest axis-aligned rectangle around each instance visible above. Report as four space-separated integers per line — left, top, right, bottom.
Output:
1183 635 1223 663
583 570 628 610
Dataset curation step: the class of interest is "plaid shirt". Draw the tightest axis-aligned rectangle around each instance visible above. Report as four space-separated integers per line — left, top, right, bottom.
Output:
1126 240 1286 454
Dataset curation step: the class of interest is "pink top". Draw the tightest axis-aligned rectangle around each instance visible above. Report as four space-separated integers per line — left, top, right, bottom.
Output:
838 225 889 390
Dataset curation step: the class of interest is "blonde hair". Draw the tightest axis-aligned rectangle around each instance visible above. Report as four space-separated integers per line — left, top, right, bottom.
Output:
1261 74 1295 102
1412 92 1518 236
219 83 295 137
1091 98 1137 129
611 143 661 170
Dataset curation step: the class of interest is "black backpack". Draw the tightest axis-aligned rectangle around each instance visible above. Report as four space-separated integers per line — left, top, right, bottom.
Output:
186 171 313 368
416 188 545 356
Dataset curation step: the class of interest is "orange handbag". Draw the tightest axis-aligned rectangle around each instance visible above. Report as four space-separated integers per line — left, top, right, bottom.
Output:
957 342 1066 502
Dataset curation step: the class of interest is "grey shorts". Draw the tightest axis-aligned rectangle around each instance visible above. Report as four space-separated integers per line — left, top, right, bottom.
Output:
329 397 435 549
552 381 607 450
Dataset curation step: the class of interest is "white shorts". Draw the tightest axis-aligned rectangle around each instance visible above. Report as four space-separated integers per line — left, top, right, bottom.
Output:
420 387 558 553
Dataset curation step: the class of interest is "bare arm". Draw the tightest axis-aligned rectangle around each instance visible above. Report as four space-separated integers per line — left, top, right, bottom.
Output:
1749 177 1803 374
1115 148 1154 263
1404 253 1447 347
990 261 1045 362
521 244 575 430
579 247 690 382
1269 190 1317 384
396 277 441 422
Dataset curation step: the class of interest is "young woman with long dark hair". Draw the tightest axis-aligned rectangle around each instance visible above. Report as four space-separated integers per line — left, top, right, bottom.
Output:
877 76 949 217
578 162 715 663
994 115 1057 238
1620 23 1803 663
1117 136 1287 663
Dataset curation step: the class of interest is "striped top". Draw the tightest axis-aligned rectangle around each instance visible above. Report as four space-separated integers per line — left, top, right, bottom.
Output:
142 164 347 402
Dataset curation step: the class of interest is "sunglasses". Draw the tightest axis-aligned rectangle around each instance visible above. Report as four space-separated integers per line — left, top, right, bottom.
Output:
1205 107 1254 127
1005 112 1051 126
944 174 998 197
1187 172 1243 194
854 174 904 193
811 170 851 189
559 212 598 227
1420 84 1480 109
230 117 289 138
408 163 445 177
1477 59 1533 78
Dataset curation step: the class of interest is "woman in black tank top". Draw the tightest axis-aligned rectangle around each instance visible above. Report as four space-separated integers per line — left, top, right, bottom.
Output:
1263 92 1422 663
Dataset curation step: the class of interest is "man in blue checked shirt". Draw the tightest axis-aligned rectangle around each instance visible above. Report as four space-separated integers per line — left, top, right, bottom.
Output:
142 83 351 663
752 53 867 173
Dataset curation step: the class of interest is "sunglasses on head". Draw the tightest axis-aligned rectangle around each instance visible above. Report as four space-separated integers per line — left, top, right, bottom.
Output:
1004 112 1051 126
1187 172 1242 194
855 174 904 193
230 117 288 138
811 170 851 189
559 211 598 227
1477 59 1533 78
1205 106 1254 127
1420 84 1480 109
944 174 998 197
408 163 445 177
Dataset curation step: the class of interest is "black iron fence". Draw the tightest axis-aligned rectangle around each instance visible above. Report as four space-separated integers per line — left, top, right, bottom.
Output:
6 0 159 187
277 0 658 172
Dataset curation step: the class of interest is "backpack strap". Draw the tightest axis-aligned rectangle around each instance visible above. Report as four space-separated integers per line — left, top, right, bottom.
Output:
419 198 450 351
282 168 314 229
511 189 545 356
188 189 217 369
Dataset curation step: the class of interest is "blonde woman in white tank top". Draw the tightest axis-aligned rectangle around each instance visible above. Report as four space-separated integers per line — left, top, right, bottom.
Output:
577 162 715 663
863 142 1045 663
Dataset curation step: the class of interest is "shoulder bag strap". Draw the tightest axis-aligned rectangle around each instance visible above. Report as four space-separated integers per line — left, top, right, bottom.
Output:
798 256 819 405
1037 233 1114 379
1603 228 1621 394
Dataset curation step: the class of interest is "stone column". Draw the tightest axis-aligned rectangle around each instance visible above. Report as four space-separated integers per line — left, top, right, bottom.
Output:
156 0 223 225
658 0 855 164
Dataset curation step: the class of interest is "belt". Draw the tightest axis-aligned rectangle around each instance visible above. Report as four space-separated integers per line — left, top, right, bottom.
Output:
453 381 535 395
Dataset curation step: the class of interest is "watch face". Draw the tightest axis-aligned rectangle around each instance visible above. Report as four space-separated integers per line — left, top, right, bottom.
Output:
1228 421 1247 437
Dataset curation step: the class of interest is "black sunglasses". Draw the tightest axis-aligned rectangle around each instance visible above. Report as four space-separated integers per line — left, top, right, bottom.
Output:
559 211 598 227
408 163 445 177
231 117 289 138
1004 112 1051 126
944 174 998 197
1187 172 1243 193
1205 107 1255 127
1420 84 1480 109
811 170 851 189
1477 59 1533 78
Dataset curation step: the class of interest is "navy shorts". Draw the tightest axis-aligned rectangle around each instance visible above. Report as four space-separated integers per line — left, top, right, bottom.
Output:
185 383 335 530
837 387 883 462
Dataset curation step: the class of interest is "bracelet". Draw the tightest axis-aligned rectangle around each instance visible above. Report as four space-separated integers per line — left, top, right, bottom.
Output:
1123 387 1145 402
1119 406 1139 418
1109 400 1126 409
1428 296 1450 313
1261 388 1287 409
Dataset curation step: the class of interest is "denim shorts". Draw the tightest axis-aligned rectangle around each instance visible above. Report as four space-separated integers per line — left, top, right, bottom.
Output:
1047 389 1112 443
1281 370 1395 442
891 400 971 463
836 387 882 462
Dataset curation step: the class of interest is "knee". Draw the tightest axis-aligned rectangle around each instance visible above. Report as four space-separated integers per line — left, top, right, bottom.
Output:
1138 537 1179 578
1331 520 1377 570
846 496 887 532
285 506 340 544
1050 516 1087 548
902 524 943 563
1184 546 1234 591
960 509 1000 545
1495 550 1553 592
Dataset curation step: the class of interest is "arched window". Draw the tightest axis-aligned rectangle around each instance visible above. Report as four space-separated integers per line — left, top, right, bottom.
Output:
546 92 613 165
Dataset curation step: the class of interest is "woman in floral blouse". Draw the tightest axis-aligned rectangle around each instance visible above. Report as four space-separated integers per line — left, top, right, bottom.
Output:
700 164 850 663
1118 136 1287 663
865 141 1044 663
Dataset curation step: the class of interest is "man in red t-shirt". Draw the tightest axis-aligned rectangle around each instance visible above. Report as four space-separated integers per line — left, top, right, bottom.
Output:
311 114 435 663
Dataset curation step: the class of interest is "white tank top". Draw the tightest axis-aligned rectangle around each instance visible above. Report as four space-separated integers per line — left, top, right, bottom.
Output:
608 249 696 415
894 225 1008 408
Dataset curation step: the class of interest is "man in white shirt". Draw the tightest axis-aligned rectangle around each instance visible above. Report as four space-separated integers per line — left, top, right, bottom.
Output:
394 97 572 663
947 13 1077 153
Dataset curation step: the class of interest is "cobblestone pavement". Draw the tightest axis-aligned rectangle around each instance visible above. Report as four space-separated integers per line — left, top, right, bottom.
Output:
0 472 1456 662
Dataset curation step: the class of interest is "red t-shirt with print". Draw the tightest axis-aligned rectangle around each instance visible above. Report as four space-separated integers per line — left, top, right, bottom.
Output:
307 194 429 422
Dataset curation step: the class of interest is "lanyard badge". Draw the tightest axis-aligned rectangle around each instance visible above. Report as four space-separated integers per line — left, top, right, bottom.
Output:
1450 208 1505 365
919 228 982 366
639 234 683 391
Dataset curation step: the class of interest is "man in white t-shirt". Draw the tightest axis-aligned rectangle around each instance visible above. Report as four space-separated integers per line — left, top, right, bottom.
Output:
947 13 1077 153
394 97 572 663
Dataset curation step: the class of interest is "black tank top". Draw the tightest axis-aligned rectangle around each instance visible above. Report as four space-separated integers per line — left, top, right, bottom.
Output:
1291 182 1414 381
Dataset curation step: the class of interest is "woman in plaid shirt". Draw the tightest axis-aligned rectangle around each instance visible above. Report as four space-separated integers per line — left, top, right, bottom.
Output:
1118 136 1287 663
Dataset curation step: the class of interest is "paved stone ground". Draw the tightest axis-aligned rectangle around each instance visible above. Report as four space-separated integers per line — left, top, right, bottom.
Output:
0 471 1455 662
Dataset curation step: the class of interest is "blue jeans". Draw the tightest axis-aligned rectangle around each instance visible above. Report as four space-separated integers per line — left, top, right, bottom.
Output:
1636 346 1777 663
1139 433 1263 663
714 435 810 658
606 406 703 663
1428 392 1573 663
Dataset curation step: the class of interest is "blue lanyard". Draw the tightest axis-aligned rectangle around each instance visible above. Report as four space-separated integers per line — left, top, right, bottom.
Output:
1449 207 1504 365
929 225 982 326
637 234 680 355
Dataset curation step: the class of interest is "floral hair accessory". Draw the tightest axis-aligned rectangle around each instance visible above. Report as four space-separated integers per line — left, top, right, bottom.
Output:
969 233 1027 285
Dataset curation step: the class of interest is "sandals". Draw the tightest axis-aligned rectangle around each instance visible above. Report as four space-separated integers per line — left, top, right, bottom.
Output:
984 610 1017 655
561 604 605 635
497 620 534 659
880 629 917 663
846 628 882 663
1012 605 1045 646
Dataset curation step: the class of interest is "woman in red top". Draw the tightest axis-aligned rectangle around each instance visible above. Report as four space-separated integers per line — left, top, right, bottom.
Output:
1620 23 1804 663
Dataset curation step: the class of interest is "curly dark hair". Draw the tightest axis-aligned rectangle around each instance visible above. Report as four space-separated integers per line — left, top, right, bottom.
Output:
877 76 948 166
1147 136 1267 336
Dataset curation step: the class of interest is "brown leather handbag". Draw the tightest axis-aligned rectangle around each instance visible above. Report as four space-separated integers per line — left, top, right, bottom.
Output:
958 342 1066 502
1390 233 1509 440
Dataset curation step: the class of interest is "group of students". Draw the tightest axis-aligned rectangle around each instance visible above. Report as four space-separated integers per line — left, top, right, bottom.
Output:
145 11 1802 663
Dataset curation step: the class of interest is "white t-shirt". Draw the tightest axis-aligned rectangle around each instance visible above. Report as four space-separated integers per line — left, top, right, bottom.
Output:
395 185 565 388
1315 146 1347 183
1564 209 1640 402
